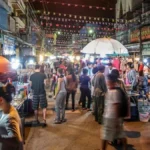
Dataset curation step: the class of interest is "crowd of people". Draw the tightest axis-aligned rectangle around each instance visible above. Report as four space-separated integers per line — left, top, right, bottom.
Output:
0 57 149 150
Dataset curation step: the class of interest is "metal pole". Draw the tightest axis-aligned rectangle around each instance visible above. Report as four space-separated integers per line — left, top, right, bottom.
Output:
139 1 144 60
139 17 142 60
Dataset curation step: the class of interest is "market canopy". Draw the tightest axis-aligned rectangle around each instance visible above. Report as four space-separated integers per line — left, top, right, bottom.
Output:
0 56 12 73
81 38 129 56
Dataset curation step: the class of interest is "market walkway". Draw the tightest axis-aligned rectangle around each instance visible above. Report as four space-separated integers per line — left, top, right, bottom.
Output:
24 91 150 150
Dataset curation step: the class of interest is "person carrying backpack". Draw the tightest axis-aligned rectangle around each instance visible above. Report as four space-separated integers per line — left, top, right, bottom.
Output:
101 74 127 150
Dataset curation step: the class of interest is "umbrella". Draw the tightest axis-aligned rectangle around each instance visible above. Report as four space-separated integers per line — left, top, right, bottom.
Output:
81 38 129 56
0 56 12 73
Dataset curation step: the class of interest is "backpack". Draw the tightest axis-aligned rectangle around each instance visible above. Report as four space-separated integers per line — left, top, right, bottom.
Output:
115 87 129 118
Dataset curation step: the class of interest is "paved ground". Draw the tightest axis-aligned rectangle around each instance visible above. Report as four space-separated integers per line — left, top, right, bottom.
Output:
24 91 150 150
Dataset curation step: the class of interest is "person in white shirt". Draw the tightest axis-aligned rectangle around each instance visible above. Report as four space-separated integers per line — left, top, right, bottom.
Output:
101 74 127 150
104 63 115 77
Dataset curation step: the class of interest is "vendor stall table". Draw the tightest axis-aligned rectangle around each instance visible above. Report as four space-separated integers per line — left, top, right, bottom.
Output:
127 91 140 120
16 83 31 94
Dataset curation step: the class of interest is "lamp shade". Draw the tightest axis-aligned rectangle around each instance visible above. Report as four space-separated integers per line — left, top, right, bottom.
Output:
0 56 11 73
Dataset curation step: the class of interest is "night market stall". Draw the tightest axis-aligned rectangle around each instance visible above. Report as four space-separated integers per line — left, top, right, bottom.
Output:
81 38 150 122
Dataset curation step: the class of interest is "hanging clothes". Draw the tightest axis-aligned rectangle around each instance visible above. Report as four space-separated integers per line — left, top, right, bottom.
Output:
120 59 127 72
112 58 120 71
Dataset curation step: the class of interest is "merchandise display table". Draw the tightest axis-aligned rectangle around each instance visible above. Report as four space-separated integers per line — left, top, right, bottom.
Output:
127 91 140 120
16 83 31 94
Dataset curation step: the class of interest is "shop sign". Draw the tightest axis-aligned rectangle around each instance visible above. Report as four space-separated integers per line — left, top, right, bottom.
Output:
142 50 150 55
141 26 150 41
130 26 150 43
130 29 139 43
142 43 150 50
3 35 15 55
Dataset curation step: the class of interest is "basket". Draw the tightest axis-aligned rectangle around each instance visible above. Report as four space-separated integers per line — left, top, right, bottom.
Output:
139 112 149 122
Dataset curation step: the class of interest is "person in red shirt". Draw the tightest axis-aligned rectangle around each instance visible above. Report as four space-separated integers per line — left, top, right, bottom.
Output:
59 61 67 75
138 61 144 72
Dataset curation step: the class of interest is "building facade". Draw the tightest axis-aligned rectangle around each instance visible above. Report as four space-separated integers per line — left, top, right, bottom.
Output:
115 0 150 57
0 0 42 60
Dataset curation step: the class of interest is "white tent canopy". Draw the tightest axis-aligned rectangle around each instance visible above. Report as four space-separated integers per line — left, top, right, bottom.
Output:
81 38 129 56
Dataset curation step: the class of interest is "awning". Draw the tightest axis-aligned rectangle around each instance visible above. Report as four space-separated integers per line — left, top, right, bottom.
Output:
0 0 11 13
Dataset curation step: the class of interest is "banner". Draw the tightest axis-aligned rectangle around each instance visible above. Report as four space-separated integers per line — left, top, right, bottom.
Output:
3 35 15 55
130 29 139 43
130 26 150 43
141 26 150 41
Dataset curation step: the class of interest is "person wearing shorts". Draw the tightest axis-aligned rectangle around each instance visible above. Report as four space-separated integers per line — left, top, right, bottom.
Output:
30 64 47 126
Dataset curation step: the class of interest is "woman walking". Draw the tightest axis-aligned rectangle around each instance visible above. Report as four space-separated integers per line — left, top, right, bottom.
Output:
54 68 67 124
66 69 78 111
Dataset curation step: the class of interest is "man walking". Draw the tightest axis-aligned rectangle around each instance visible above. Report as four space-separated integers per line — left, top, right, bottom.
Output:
30 64 47 126
93 65 107 124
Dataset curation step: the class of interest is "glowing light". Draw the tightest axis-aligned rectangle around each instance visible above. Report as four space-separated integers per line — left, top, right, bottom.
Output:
11 58 15 63
12 63 19 69
144 58 147 63
135 57 140 61
90 56 94 63
58 31 61 35
40 55 43 62
29 60 34 64
89 29 93 34
50 56 56 59
76 56 80 61
69 56 75 60
11 59 20 69
16 59 19 63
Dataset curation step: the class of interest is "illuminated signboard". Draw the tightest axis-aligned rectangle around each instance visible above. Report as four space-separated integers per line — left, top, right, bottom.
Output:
3 35 15 55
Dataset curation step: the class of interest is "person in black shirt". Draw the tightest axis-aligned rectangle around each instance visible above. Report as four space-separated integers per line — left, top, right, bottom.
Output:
30 64 47 126
79 69 91 110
